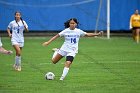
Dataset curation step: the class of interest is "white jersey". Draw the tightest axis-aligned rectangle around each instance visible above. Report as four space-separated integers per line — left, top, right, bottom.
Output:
0 37 2 47
59 28 86 53
7 20 28 43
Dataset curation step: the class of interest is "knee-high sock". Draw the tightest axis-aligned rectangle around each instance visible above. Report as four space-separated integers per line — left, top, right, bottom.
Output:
61 67 69 78
15 56 21 66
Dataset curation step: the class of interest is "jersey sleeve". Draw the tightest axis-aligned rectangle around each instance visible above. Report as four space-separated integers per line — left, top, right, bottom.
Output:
79 29 87 36
129 15 133 29
59 29 66 37
7 22 12 29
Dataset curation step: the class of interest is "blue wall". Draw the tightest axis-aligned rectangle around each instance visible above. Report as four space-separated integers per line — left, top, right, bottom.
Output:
110 0 140 30
0 0 140 31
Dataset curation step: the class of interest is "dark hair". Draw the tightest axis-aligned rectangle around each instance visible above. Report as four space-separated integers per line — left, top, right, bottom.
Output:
14 11 22 21
14 11 21 15
64 18 79 28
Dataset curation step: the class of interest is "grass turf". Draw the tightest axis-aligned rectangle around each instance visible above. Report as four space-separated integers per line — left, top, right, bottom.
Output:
0 37 140 93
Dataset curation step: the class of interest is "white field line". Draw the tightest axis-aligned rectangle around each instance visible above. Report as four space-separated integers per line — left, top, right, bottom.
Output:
38 60 139 65
7 60 139 66
82 60 140 63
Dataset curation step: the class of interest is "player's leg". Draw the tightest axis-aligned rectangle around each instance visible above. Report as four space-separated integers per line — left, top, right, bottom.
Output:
51 49 64 64
52 53 63 64
13 44 22 71
60 56 74 80
135 28 140 43
132 29 136 41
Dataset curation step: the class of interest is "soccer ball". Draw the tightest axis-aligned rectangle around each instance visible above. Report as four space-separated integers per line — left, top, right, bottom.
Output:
45 72 55 80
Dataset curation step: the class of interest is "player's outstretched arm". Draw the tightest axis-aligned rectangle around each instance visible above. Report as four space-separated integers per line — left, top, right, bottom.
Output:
42 34 59 46
85 31 103 37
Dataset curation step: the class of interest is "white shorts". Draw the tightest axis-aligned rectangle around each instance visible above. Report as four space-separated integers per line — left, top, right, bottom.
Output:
12 41 24 47
0 38 2 47
58 49 76 57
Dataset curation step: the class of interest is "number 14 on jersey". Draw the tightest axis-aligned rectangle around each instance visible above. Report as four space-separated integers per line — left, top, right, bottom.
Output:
71 38 76 43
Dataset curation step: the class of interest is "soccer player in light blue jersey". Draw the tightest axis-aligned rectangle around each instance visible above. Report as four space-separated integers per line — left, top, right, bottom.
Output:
7 11 28 71
43 18 103 80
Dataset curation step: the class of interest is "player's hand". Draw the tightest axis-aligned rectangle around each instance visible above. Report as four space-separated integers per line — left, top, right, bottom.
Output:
42 42 49 46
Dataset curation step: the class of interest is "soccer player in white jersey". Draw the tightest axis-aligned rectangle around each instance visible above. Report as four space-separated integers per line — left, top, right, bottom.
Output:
7 11 28 71
0 37 13 55
43 18 103 80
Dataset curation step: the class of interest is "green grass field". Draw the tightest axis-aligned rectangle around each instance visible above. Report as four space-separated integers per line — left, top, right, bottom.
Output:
0 36 140 93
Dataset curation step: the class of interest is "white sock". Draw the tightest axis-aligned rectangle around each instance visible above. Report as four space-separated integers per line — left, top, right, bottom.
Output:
61 67 69 79
15 56 21 66
15 56 18 65
18 56 21 66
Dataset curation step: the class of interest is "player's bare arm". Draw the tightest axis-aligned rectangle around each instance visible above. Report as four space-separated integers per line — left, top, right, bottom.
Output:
24 26 28 32
42 34 59 46
85 31 103 37
7 28 12 38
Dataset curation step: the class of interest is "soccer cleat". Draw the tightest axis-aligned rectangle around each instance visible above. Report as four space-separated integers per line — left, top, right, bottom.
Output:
17 66 21 71
15 66 21 71
13 64 18 71
13 65 21 71
59 76 64 81
13 64 17 69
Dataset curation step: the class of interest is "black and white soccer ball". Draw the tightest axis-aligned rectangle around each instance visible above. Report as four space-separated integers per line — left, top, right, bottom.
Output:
45 72 55 80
